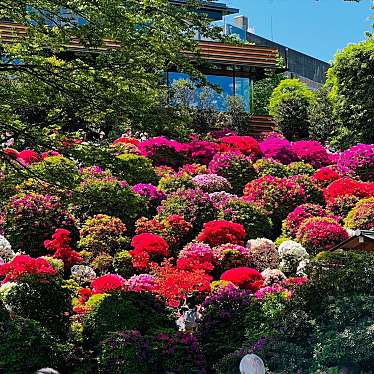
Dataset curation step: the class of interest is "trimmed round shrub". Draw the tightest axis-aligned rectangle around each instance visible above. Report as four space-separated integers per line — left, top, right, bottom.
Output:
151 332 207 373
0 317 62 373
289 175 324 205
113 250 135 278
219 199 273 240
31 155 80 189
3 277 71 337
296 217 349 254
278 240 309 274
98 330 152 374
157 188 216 234
291 140 329 169
112 153 159 185
208 152 257 194
197 287 252 367
73 178 147 230
220 267 263 291
253 158 289 178
78 214 130 256
4 192 76 256
312 167 341 187
247 238 279 272
259 136 297 165
83 291 174 345
323 177 374 204
344 197 374 230
158 173 194 194
282 204 336 238
243 176 306 229
192 173 232 193
269 79 315 141
336 144 374 181
287 161 315 176
219 135 262 160
197 220 246 247
138 137 186 168
185 139 219 165
326 194 361 218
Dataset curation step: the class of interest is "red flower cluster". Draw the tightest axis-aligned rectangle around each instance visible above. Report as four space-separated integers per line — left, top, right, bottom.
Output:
91 274 125 294
296 217 349 253
197 220 246 247
113 137 140 146
0 255 57 284
130 233 170 269
152 259 212 307
44 229 83 270
312 167 340 187
220 136 262 160
323 177 374 203
3 148 39 165
220 267 263 292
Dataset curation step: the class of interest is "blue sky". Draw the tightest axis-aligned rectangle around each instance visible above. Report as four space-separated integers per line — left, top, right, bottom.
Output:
223 0 373 62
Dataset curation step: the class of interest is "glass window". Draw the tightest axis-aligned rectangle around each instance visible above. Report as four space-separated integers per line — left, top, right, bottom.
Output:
168 72 251 113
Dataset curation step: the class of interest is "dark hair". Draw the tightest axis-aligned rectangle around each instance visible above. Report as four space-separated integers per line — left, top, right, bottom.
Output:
337 362 361 374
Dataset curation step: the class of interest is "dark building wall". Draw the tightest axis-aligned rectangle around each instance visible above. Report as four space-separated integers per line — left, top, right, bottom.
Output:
246 32 330 84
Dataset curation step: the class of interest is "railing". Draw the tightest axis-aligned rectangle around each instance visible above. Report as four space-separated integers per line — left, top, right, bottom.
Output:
247 115 276 137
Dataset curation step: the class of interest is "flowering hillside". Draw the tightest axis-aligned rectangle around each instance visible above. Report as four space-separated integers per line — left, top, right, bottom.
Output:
0 133 373 373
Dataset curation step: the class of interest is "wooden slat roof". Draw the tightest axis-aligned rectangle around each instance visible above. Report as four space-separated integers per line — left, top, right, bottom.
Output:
0 22 280 69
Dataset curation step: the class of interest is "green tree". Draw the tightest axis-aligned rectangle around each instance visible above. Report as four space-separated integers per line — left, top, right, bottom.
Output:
0 0 219 146
308 85 337 144
269 78 315 140
252 71 285 115
327 37 374 145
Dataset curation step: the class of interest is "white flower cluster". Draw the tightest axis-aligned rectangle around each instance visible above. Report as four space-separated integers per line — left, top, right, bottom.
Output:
278 240 309 274
71 265 96 284
0 235 15 263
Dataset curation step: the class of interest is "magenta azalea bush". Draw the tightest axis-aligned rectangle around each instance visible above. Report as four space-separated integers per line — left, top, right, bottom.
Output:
291 140 330 169
336 144 374 181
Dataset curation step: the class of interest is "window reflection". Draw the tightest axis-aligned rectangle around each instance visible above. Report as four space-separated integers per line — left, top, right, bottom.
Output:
168 72 251 112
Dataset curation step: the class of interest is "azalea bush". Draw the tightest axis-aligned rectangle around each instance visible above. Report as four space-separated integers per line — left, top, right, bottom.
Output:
296 217 349 254
208 152 257 194
4 193 77 256
344 197 374 230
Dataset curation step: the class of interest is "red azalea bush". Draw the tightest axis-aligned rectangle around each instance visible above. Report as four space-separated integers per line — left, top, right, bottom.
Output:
323 177 374 203
197 220 246 247
91 274 126 294
0 255 57 283
130 233 170 269
291 140 330 169
220 267 263 291
44 229 83 270
243 175 306 227
219 136 262 160
296 217 349 254
282 204 337 238
17 149 40 165
113 137 140 146
152 259 212 307
312 167 341 187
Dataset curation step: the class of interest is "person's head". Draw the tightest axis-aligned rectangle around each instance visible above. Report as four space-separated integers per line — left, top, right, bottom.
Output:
239 354 265 374
34 369 60 374
337 362 361 374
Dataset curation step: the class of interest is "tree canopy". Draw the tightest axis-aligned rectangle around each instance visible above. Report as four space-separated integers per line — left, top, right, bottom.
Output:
0 0 219 146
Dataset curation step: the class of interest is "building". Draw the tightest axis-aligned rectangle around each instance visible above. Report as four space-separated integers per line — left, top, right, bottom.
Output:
331 231 374 252
226 17 330 89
